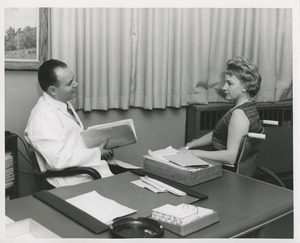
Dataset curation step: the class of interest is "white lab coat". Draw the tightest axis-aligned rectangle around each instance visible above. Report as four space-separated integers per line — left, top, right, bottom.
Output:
25 92 113 187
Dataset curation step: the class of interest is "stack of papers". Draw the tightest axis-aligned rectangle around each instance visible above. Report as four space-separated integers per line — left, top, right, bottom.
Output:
131 176 186 196
5 151 14 189
66 191 137 225
145 146 210 171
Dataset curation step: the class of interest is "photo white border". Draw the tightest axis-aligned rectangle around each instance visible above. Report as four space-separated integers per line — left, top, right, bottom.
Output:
1 1 299 243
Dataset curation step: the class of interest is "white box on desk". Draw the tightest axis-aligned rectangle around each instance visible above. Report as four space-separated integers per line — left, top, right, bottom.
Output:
6 218 60 239
143 157 222 186
152 210 219 236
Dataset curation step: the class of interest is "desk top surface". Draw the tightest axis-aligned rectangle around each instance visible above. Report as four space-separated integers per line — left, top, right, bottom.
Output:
6 170 293 238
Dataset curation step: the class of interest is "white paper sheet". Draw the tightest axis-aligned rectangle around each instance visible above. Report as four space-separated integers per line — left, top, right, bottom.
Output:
145 146 206 172
108 159 141 169
131 179 164 193
148 146 179 162
131 176 186 196
66 191 137 225
163 153 210 168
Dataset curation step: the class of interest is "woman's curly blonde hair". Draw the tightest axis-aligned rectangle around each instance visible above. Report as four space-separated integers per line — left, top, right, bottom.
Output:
226 56 262 97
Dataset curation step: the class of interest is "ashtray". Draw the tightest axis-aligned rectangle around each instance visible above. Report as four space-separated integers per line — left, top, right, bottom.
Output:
110 217 164 238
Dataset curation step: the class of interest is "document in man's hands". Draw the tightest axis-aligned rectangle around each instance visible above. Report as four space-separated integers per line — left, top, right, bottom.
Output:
81 119 137 149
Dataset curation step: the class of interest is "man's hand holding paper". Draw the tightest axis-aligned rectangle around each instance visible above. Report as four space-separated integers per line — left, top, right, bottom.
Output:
98 139 114 160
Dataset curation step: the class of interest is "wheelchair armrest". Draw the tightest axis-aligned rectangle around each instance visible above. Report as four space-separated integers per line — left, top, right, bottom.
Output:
34 167 101 180
247 133 266 140
262 120 279 126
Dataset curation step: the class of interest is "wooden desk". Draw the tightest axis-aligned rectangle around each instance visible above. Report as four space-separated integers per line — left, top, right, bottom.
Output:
6 170 293 238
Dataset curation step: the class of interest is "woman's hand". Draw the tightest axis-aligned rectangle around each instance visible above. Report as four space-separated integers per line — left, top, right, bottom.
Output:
178 146 189 153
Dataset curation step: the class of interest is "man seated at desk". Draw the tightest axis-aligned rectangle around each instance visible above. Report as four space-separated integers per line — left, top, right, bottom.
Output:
25 59 125 188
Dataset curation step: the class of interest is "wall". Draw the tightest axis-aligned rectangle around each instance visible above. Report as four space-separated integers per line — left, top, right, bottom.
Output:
5 70 186 197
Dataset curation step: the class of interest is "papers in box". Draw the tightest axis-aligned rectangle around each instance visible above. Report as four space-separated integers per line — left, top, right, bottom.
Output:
145 146 211 171
143 146 222 186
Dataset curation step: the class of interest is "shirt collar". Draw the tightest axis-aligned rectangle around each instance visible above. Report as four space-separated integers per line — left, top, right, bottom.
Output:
42 92 68 111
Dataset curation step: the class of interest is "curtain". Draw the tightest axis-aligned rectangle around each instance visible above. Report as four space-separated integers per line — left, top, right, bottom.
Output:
50 8 292 110
50 8 133 110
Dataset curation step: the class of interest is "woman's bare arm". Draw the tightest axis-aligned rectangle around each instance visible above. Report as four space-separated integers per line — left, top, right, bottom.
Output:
185 131 213 149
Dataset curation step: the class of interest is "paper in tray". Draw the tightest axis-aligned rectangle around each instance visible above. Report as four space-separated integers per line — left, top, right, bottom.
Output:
6 218 60 239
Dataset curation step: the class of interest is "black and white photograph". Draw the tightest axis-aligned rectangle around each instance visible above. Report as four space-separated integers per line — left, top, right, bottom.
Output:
1 0 299 242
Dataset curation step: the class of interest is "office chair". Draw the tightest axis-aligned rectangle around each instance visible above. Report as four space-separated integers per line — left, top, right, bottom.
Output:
223 120 286 188
27 143 102 191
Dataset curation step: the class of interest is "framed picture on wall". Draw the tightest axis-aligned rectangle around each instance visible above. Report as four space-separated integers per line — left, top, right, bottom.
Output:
4 8 48 70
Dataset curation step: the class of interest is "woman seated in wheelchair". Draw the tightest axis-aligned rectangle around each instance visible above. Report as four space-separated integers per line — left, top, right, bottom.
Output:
181 56 263 165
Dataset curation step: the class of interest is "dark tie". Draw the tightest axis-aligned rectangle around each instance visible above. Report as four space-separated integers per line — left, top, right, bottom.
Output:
66 103 80 126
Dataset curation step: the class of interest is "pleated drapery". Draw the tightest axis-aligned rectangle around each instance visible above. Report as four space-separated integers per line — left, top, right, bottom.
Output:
51 8 133 110
50 8 292 111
